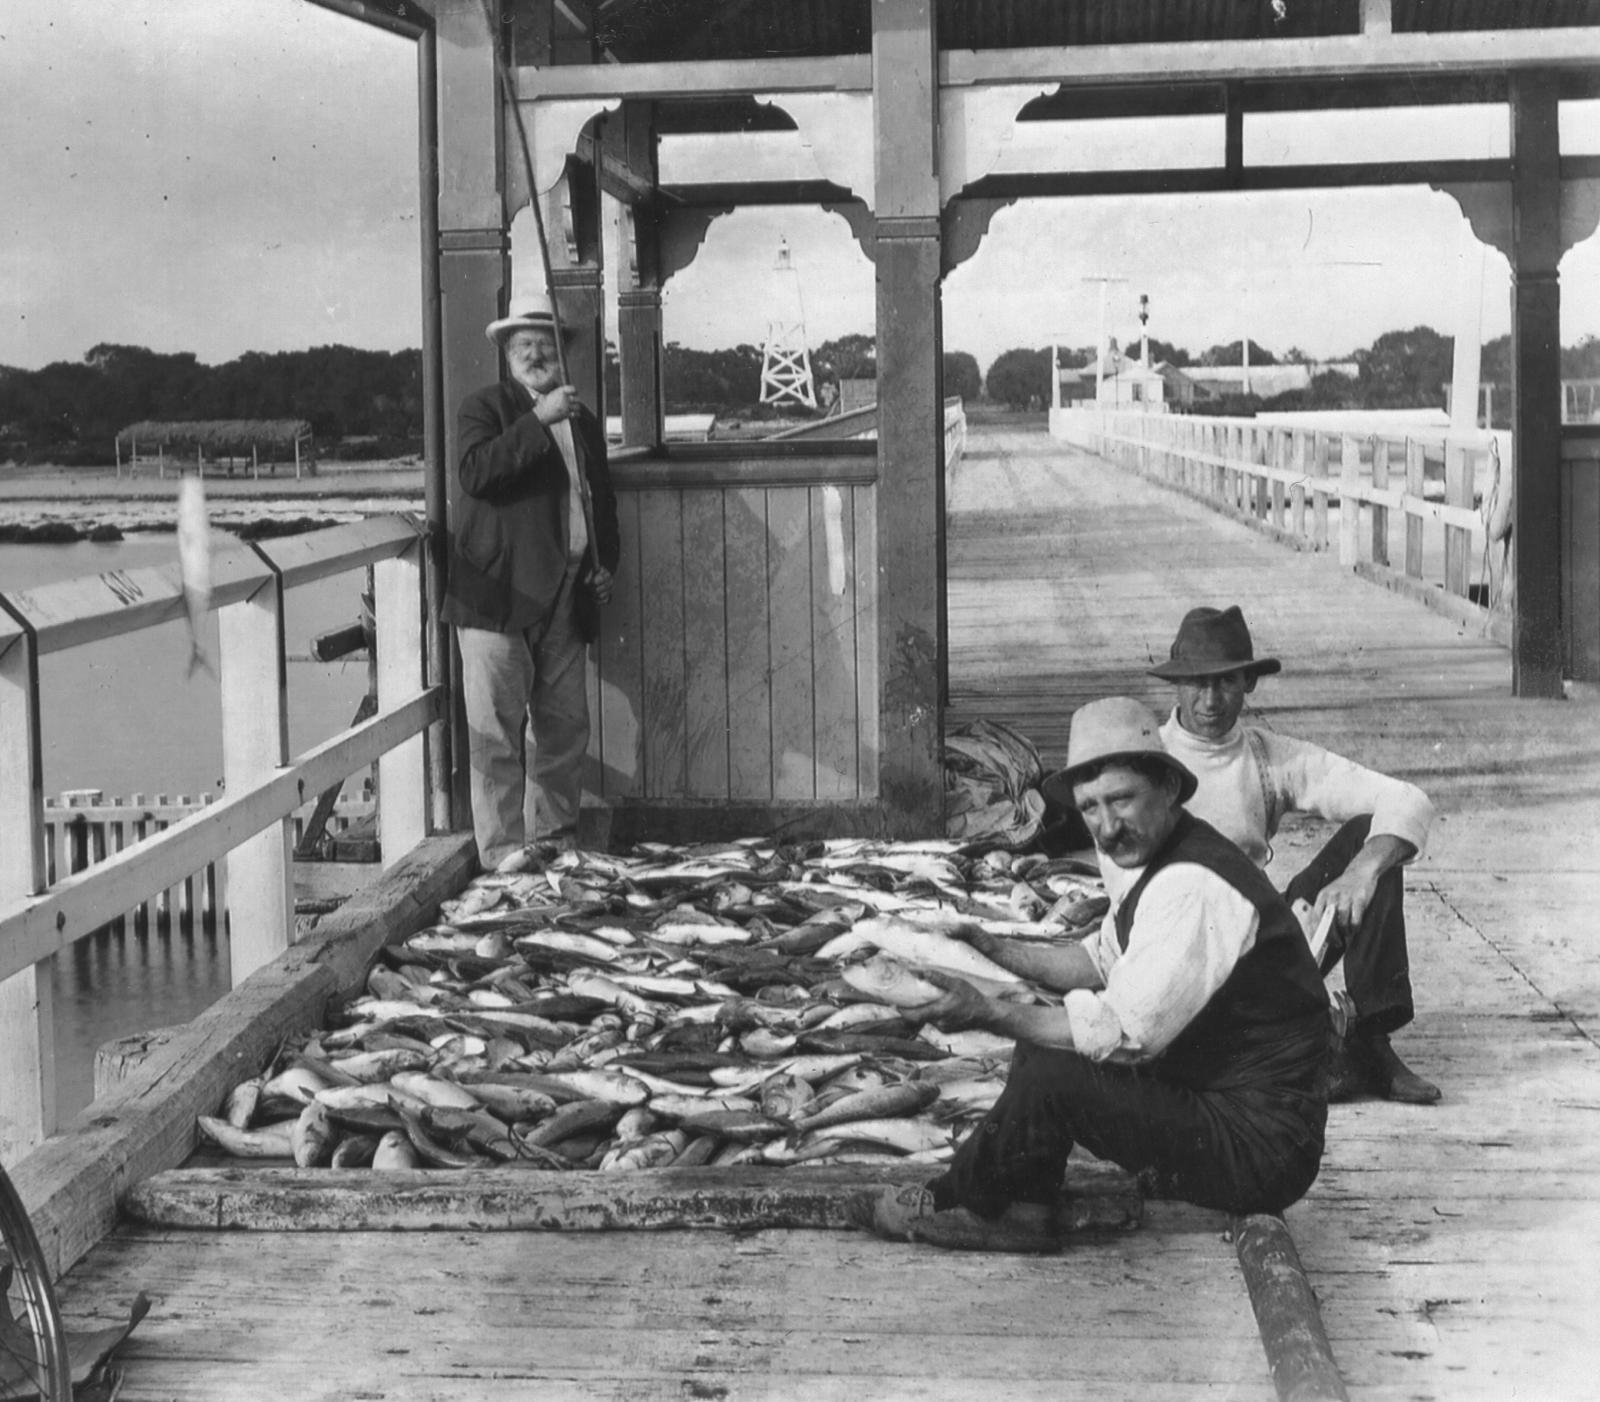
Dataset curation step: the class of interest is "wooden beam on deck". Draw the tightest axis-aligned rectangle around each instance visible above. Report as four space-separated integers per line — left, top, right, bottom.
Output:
125 1161 1143 1234
6 833 476 1280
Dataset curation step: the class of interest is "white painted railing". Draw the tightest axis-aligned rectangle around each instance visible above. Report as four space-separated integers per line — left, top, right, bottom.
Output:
1055 409 1504 614
0 515 442 1158
944 397 968 470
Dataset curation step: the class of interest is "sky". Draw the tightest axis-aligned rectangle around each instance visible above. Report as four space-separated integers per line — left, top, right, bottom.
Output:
6 1 1600 380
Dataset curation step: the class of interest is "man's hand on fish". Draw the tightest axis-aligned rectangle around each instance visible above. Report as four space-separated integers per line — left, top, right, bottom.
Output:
531 384 580 425
587 565 614 603
902 968 994 1033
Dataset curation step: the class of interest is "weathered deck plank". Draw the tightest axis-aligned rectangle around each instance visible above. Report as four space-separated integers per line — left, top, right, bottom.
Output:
59 1207 1274 1401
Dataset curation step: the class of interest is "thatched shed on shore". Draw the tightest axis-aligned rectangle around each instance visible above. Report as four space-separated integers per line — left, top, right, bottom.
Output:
115 419 316 476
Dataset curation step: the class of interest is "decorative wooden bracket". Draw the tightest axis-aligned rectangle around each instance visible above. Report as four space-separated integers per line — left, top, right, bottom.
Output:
939 83 1053 207
758 91 876 212
942 197 1016 275
658 204 733 285
1437 178 1600 260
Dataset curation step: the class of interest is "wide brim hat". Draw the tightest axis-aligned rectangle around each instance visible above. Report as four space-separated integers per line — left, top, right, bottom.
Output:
1148 604 1281 681
1039 695 1197 809
485 292 576 345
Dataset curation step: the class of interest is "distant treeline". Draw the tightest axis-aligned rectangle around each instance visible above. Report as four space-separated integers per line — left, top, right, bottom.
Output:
0 343 424 466
983 326 1600 421
0 335 989 467
22 323 1566 466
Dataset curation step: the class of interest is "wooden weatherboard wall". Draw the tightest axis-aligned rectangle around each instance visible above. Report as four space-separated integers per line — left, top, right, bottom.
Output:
592 455 878 824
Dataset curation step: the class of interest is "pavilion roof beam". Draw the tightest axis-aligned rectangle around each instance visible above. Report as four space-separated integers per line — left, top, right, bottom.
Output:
944 28 1600 89
513 52 870 101
961 157 1513 201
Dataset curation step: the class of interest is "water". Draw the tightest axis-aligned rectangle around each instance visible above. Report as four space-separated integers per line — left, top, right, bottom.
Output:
0 537 372 1122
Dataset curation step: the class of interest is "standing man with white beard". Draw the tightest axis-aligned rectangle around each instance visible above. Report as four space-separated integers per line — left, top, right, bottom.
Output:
442 293 619 870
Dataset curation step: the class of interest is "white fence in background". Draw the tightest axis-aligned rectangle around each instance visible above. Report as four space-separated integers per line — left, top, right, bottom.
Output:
40 788 377 933
1053 408 1506 618
0 515 442 1159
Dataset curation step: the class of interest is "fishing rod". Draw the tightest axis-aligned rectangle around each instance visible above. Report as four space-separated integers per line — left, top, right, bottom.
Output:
480 0 597 553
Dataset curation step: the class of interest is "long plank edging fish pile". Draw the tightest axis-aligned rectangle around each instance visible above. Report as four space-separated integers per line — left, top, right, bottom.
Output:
134 835 1140 1223
124 1161 1144 1233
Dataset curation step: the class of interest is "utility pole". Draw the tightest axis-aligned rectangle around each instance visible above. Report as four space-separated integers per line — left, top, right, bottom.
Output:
1082 274 1128 406
1139 293 1150 366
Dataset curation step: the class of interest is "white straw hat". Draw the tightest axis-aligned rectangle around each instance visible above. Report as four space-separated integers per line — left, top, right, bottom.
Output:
1041 696 1197 807
485 292 568 344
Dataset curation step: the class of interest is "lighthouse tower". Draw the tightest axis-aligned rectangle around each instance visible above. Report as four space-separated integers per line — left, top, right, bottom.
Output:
759 238 817 410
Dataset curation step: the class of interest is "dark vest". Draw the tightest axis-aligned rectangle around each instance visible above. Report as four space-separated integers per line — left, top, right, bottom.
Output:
1114 812 1328 1092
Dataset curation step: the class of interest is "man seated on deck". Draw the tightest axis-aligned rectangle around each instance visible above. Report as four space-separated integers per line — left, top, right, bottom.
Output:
1146 605 1439 1105
854 696 1329 1254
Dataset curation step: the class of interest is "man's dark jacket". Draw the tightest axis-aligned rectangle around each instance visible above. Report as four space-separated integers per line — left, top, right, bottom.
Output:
443 380 620 640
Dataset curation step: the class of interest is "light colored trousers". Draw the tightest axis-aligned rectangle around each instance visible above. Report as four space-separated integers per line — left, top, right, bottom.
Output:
456 564 588 870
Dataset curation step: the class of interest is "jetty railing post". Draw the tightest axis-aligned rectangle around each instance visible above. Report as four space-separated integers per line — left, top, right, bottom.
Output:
1339 434 1362 566
375 531 429 865
1444 441 1473 596
0 621 57 1157
1405 439 1427 579
1290 431 1308 539
1312 432 1331 550
218 569 293 984
1372 438 1392 566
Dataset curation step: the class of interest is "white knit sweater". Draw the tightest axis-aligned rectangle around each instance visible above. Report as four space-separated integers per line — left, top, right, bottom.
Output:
1158 710 1434 869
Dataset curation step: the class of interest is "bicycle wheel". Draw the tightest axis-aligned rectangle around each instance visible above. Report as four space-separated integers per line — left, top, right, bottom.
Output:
0 1165 70 1402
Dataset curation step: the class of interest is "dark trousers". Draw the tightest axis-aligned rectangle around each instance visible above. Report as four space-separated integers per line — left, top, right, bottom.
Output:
929 1043 1326 1219
1283 816 1415 1035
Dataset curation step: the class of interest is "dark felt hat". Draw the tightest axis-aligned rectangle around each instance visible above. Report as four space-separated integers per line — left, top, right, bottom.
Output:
1148 605 1281 681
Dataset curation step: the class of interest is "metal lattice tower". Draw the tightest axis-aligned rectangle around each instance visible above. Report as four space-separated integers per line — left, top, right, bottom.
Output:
759 238 817 409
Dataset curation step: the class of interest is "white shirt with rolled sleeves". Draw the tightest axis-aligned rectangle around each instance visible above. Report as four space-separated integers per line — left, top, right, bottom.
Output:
1063 863 1261 1064
1158 712 1434 869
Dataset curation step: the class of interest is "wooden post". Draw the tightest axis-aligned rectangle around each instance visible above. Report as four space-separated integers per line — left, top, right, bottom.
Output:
1311 433 1330 549
0 620 56 1156
1510 72 1565 694
1290 432 1307 539
609 104 663 450
1339 434 1362 565
1405 439 1427 578
376 537 429 866
218 569 292 984
872 0 943 834
438 0 509 826
1444 442 1473 596
1371 438 1392 566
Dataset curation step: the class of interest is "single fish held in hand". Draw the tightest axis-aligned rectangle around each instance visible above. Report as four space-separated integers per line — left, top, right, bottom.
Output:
176 473 214 678
839 955 943 1009
817 917 1021 984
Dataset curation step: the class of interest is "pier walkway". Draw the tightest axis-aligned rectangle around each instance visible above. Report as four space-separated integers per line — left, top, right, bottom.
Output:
47 420 1600 1399
948 419 1600 1398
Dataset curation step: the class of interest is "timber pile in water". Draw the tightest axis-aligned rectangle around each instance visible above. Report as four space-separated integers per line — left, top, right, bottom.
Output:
197 838 1108 1174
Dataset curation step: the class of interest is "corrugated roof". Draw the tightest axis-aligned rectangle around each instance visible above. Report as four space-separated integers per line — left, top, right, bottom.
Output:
521 1 1600 66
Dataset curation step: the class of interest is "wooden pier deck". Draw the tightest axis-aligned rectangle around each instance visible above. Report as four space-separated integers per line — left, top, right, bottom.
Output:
47 420 1600 1399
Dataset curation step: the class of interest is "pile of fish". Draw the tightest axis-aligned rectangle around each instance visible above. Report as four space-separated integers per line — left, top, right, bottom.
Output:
197 838 1109 1175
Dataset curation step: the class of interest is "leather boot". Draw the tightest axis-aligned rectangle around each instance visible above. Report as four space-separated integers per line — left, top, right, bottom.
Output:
1358 1028 1441 1105
1321 1023 1368 1102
